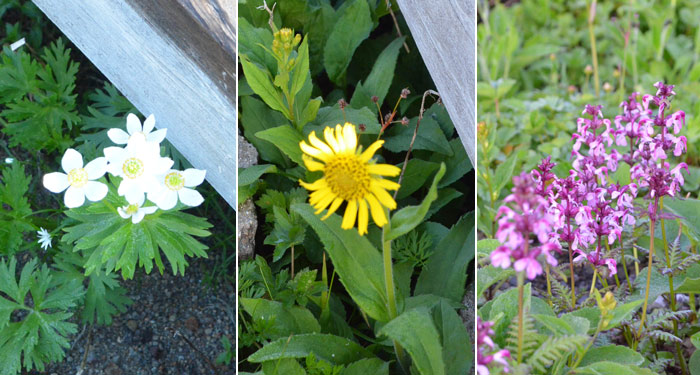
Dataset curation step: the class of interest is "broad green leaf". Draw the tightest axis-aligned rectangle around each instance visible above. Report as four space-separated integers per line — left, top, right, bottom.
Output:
255 126 305 166
563 307 600 335
415 213 474 301
532 314 576 336
492 152 519 195
387 163 445 241
240 55 288 116
489 283 532 345
578 345 644 367
436 139 472 188
433 301 472 375
290 35 310 98
477 239 500 256
630 267 669 305
240 96 290 166
664 197 700 238
691 331 700 349
477 265 513 298
379 309 445 375
350 37 405 109
340 358 388 375
607 300 643 330
248 333 374 365
395 159 439 200
691 350 700 375
239 164 278 186
426 188 463 219
306 105 381 135
262 358 307 375
240 298 320 339
292 203 389 322
238 17 276 73
323 0 372 84
384 113 452 155
576 361 655 375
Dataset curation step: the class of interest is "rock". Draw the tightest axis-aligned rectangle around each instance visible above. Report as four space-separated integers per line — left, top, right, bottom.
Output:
204 328 213 335
126 320 138 332
104 363 122 375
184 316 200 332
169 314 176 322
238 132 259 262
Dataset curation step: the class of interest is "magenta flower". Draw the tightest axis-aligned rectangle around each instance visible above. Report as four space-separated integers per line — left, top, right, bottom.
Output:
477 317 511 375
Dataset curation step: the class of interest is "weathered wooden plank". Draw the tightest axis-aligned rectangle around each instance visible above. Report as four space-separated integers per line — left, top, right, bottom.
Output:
32 0 238 208
396 0 475 164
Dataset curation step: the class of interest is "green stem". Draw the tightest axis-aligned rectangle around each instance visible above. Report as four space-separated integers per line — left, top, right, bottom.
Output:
382 211 408 372
588 0 600 97
517 271 525 364
620 232 633 292
545 262 553 307
589 268 598 297
637 219 655 338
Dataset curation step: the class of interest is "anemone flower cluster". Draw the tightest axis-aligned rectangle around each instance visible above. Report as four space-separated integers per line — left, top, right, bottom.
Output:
490 172 560 280
477 317 510 375
43 114 206 224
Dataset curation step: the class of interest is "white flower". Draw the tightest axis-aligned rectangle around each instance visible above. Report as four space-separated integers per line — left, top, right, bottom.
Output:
148 168 206 210
104 136 173 203
36 228 52 250
4 158 13 164
107 113 167 145
117 194 157 224
43 148 108 208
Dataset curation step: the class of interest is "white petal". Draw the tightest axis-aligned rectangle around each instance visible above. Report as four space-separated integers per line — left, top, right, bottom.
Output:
85 157 108 180
126 113 142 135
146 129 167 144
84 181 108 202
142 114 156 134
132 211 146 224
118 207 130 219
107 128 130 144
43 172 69 193
154 190 178 210
183 169 206 187
179 188 204 207
64 186 85 208
152 157 174 174
61 148 83 172
127 192 146 206
141 206 158 214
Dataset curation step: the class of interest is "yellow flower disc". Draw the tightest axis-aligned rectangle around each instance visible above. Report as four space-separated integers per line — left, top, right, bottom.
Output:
299 123 401 235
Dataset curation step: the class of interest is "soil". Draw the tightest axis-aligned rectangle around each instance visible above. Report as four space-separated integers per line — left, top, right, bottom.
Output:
42 256 235 375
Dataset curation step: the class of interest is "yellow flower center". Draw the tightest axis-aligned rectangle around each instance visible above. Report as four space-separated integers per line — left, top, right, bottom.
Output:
122 158 144 179
324 155 370 200
164 171 184 191
125 204 139 215
67 168 88 188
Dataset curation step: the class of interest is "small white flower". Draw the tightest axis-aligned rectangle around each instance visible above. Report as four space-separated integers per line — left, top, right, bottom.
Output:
148 168 206 210
4 158 13 164
10 38 25 51
104 136 174 203
43 148 108 208
36 228 52 250
117 194 157 224
107 113 167 145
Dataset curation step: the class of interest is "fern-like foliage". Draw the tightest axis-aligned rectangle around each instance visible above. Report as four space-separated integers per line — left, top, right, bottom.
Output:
550 278 573 312
648 355 673 373
0 163 33 255
0 257 83 375
62 183 211 279
527 335 587 373
506 314 541 359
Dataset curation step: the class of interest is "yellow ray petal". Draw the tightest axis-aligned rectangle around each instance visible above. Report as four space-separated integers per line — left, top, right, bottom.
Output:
342 123 357 152
334 124 346 153
321 197 344 220
309 131 334 155
300 141 329 162
368 163 401 177
324 126 341 154
373 177 401 191
299 178 327 191
357 198 369 235
309 188 332 205
342 199 358 229
370 182 397 209
303 155 325 171
366 194 387 228
359 140 384 162
314 193 336 214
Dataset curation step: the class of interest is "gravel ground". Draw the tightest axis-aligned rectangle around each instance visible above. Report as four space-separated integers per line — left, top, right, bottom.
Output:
43 257 235 375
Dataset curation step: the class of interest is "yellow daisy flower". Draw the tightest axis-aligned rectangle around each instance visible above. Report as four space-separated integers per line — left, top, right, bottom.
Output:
299 123 401 235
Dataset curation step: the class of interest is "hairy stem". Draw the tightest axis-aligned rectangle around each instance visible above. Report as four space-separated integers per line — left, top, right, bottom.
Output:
620 232 633 292
517 271 525 364
637 219 655 338
588 0 600 97
382 212 408 372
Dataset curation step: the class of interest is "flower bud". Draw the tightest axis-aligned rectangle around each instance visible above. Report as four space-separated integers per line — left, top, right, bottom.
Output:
401 117 409 126
584 65 593 75
603 82 613 93
401 88 410 99
338 99 347 110
371 95 379 103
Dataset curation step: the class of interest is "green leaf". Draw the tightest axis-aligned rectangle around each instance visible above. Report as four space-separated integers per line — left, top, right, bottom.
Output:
665 197 700 239
576 361 656 375
255 126 305 166
240 298 321 339
262 358 307 375
248 333 374 365
387 163 445 241
306 104 381 135
350 37 405 109
292 203 389 322
492 152 519 194
477 266 513 298
323 0 373 84
239 164 278 186
238 17 277 73
578 345 645 367
607 300 643 330
395 159 439 200
489 283 531 345
415 213 474 302
436 139 472 188
690 350 700 375
240 96 290 166
691 331 700 349
240 54 288 116
432 301 472 375
340 358 388 375
477 239 500 256
290 35 310 98
0 163 34 255
379 308 445 375
384 112 452 155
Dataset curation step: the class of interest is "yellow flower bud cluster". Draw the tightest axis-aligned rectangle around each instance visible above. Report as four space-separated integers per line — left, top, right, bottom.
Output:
272 28 302 66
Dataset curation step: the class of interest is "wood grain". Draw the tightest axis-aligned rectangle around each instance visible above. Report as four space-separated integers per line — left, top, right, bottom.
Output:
395 0 476 164
32 0 238 208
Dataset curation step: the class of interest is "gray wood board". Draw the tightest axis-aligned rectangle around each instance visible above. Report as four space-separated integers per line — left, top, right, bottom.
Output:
32 0 238 208
396 0 475 164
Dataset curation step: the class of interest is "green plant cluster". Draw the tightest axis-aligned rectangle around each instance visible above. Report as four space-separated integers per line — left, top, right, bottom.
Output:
238 0 474 374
